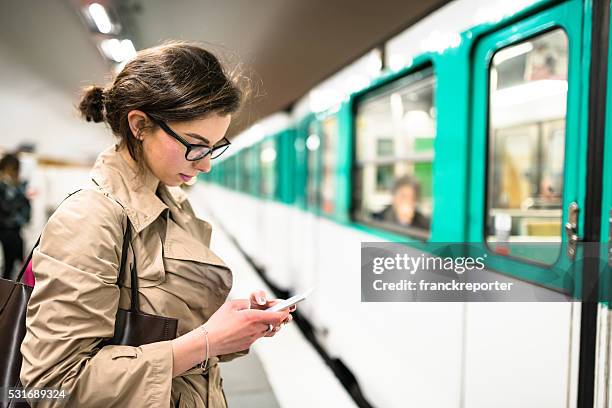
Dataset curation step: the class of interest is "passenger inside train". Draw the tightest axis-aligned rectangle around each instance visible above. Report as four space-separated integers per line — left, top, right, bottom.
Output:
371 174 430 230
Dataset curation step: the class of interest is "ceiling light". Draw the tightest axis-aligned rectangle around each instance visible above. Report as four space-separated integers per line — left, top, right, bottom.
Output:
366 49 383 76
260 147 277 163
306 134 320 151
88 3 113 34
100 38 137 63
120 39 137 60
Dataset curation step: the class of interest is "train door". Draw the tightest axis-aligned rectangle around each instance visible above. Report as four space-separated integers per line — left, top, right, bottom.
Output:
466 1 589 406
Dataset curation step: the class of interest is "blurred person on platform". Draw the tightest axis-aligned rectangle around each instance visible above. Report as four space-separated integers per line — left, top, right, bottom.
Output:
0 153 31 279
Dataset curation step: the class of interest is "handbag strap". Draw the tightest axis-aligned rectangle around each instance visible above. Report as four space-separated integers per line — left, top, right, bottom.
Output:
16 236 39 284
117 219 139 312
16 186 140 312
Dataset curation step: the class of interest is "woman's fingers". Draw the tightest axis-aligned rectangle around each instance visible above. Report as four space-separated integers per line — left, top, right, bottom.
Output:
229 299 251 311
250 290 267 306
242 293 297 339
246 309 289 327
261 323 282 337
265 299 297 313
248 291 299 313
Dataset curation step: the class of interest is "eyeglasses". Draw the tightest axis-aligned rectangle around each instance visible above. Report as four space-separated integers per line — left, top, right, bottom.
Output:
147 116 231 161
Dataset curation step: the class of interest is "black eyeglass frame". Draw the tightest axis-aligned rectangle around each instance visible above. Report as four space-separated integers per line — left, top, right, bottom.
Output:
147 116 231 161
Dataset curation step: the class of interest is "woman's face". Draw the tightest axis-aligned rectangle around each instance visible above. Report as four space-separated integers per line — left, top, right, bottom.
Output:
0 165 19 185
129 111 231 186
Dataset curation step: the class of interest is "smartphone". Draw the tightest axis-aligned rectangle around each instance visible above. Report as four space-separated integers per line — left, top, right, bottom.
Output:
266 288 314 312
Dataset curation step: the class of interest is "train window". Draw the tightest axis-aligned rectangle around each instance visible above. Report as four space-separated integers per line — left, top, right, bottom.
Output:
225 156 234 189
353 68 435 239
231 156 239 190
260 139 277 198
222 158 229 187
321 116 338 215
306 121 321 209
238 151 248 193
486 29 568 263
238 147 255 194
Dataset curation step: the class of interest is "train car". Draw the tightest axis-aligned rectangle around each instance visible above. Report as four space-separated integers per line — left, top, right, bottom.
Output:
199 0 612 406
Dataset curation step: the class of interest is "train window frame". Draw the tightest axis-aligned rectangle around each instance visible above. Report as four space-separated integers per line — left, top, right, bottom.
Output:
252 143 263 198
293 114 315 210
259 137 278 200
293 115 323 212
482 26 570 268
350 64 436 242
320 114 339 217
278 129 297 205
306 120 322 211
236 146 254 196
237 149 247 193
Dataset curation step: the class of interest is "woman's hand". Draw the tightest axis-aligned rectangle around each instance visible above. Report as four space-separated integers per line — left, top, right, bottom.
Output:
203 299 290 356
171 297 292 377
249 290 296 330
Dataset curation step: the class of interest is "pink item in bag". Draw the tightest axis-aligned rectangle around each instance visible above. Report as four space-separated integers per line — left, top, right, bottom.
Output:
22 259 35 287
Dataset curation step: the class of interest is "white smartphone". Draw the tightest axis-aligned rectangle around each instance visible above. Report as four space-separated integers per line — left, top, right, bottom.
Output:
266 288 314 312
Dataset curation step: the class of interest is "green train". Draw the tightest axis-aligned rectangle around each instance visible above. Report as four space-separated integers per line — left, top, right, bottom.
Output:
197 0 612 406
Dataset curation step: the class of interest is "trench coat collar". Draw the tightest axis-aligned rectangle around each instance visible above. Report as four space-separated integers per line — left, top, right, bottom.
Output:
90 144 188 233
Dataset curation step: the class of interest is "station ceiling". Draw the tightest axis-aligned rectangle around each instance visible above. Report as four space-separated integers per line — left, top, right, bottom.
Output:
1 0 449 139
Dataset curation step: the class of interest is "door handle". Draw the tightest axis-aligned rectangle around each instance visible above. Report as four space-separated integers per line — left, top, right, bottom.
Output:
565 202 579 260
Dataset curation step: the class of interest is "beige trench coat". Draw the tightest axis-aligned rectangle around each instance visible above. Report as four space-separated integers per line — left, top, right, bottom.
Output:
20 145 244 407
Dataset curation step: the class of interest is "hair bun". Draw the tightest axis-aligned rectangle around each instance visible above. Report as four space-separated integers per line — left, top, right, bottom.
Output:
78 86 106 123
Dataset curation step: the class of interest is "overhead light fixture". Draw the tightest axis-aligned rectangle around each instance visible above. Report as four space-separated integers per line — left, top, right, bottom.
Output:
76 1 139 69
366 49 383 76
260 147 277 163
306 134 321 151
87 3 113 34
100 38 137 63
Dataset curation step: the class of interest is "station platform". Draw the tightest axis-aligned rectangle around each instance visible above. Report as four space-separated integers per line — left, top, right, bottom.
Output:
188 186 358 408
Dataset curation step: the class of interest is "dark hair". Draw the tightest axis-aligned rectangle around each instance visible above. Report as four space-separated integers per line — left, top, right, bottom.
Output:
0 153 19 174
78 41 246 165
392 175 421 198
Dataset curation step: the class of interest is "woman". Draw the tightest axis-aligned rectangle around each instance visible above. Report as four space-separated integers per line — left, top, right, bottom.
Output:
0 153 31 279
20 42 292 407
